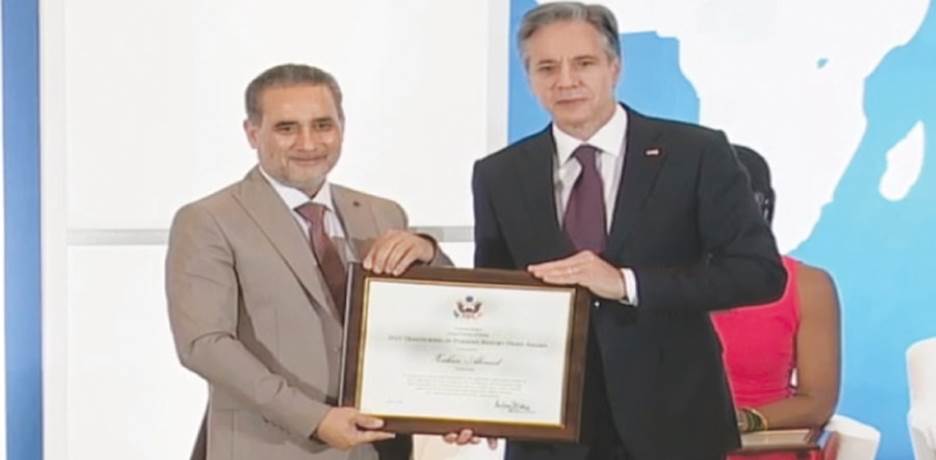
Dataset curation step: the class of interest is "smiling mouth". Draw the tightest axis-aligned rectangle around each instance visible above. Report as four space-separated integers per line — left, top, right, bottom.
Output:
290 156 327 164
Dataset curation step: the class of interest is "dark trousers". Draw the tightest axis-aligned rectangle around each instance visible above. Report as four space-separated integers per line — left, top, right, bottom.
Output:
505 331 729 460
506 333 629 460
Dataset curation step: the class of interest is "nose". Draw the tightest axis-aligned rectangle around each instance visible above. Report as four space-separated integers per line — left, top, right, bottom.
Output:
296 127 317 152
557 61 576 87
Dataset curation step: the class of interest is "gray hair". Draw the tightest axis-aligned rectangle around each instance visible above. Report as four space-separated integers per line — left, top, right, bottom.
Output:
245 63 344 122
517 2 621 69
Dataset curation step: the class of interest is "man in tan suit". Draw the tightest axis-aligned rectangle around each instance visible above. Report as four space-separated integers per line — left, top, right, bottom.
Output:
167 63 448 460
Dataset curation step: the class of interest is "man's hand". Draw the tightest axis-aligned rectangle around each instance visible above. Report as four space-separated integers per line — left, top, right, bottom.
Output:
363 230 436 275
528 250 626 300
313 407 395 451
442 429 499 449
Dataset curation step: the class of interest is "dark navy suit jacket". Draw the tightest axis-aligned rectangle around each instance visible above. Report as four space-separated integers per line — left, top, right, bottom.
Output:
471 106 786 459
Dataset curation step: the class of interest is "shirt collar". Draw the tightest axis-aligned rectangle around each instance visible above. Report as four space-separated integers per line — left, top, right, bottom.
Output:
258 166 334 213
552 104 628 164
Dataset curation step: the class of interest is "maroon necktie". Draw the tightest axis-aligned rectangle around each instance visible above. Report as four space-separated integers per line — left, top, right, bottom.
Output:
563 145 607 252
295 202 347 321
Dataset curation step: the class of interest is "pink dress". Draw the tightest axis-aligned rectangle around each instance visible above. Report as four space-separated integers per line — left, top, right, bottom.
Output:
712 256 799 459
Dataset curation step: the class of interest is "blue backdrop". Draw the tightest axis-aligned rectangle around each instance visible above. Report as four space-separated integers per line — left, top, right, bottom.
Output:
3 0 44 459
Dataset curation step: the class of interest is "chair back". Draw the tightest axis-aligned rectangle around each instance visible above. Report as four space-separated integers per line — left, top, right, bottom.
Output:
908 338 936 404
825 415 881 460
907 337 936 460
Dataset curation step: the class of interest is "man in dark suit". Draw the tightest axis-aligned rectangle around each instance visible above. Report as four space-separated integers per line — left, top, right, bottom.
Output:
468 3 786 459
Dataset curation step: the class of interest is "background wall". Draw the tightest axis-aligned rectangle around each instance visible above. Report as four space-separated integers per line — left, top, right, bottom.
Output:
38 1 507 460
0 0 930 459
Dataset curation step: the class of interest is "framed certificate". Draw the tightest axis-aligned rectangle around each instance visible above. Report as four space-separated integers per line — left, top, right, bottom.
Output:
339 264 591 441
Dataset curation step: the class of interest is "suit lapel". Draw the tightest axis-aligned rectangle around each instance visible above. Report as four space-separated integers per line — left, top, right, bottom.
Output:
234 167 338 319
331 185 377 260
512 129 575 262
606 108 668 257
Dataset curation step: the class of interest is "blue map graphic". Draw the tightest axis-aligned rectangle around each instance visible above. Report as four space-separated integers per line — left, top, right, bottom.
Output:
797 3 936 459
508 1 935 458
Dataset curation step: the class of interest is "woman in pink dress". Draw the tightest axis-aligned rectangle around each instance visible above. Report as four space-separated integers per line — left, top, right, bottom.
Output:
712 146 842 459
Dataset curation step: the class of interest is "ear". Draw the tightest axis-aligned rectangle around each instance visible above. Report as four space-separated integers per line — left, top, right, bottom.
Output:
612 56 622 83
243 119 259 149
337 116 346 135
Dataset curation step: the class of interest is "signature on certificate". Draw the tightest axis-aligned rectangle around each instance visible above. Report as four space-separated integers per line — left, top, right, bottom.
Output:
495 399 533 414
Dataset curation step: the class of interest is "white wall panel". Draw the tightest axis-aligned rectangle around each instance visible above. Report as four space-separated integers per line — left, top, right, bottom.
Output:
438 241 474 269
48 2 508 458
41 0 70 456
66 246 204 459
64 0 505 230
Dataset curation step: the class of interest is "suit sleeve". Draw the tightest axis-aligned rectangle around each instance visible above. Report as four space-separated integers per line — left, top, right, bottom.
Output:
165 203 331 441
427 242 454 267
472 160 516 269
390 202 453 267
631 132 786 312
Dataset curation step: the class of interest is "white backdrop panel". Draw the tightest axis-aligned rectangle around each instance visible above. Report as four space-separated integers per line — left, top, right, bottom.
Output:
438 241 473 269
66 246 204 460
64 0 505 230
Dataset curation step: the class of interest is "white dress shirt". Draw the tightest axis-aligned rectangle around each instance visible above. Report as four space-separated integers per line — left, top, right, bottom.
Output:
258 167 356 262
552 105 639 306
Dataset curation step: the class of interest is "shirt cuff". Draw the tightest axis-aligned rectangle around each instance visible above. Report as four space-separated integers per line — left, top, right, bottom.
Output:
620 268 638 307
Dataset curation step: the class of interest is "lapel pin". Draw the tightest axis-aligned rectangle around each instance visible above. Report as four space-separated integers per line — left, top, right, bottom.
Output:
645 148 661 157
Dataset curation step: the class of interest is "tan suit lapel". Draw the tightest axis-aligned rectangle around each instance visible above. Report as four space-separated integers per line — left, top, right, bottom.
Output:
331 184 380 260
233 167 339 321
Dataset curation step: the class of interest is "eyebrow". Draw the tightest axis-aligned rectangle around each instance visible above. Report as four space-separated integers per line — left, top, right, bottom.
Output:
534 53 601 64
271 117 335 127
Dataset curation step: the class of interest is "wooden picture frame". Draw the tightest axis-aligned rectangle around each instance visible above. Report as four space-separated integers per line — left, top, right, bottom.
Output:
339 264 590 442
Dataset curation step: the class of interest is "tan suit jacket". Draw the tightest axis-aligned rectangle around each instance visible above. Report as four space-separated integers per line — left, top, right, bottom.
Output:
167 167 449 460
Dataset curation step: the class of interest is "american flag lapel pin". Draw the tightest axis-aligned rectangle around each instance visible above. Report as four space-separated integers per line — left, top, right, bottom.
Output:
645 148 661 156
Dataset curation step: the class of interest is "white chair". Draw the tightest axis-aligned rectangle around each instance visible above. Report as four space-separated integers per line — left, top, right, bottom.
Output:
908 337 936 460
825 414 881 460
